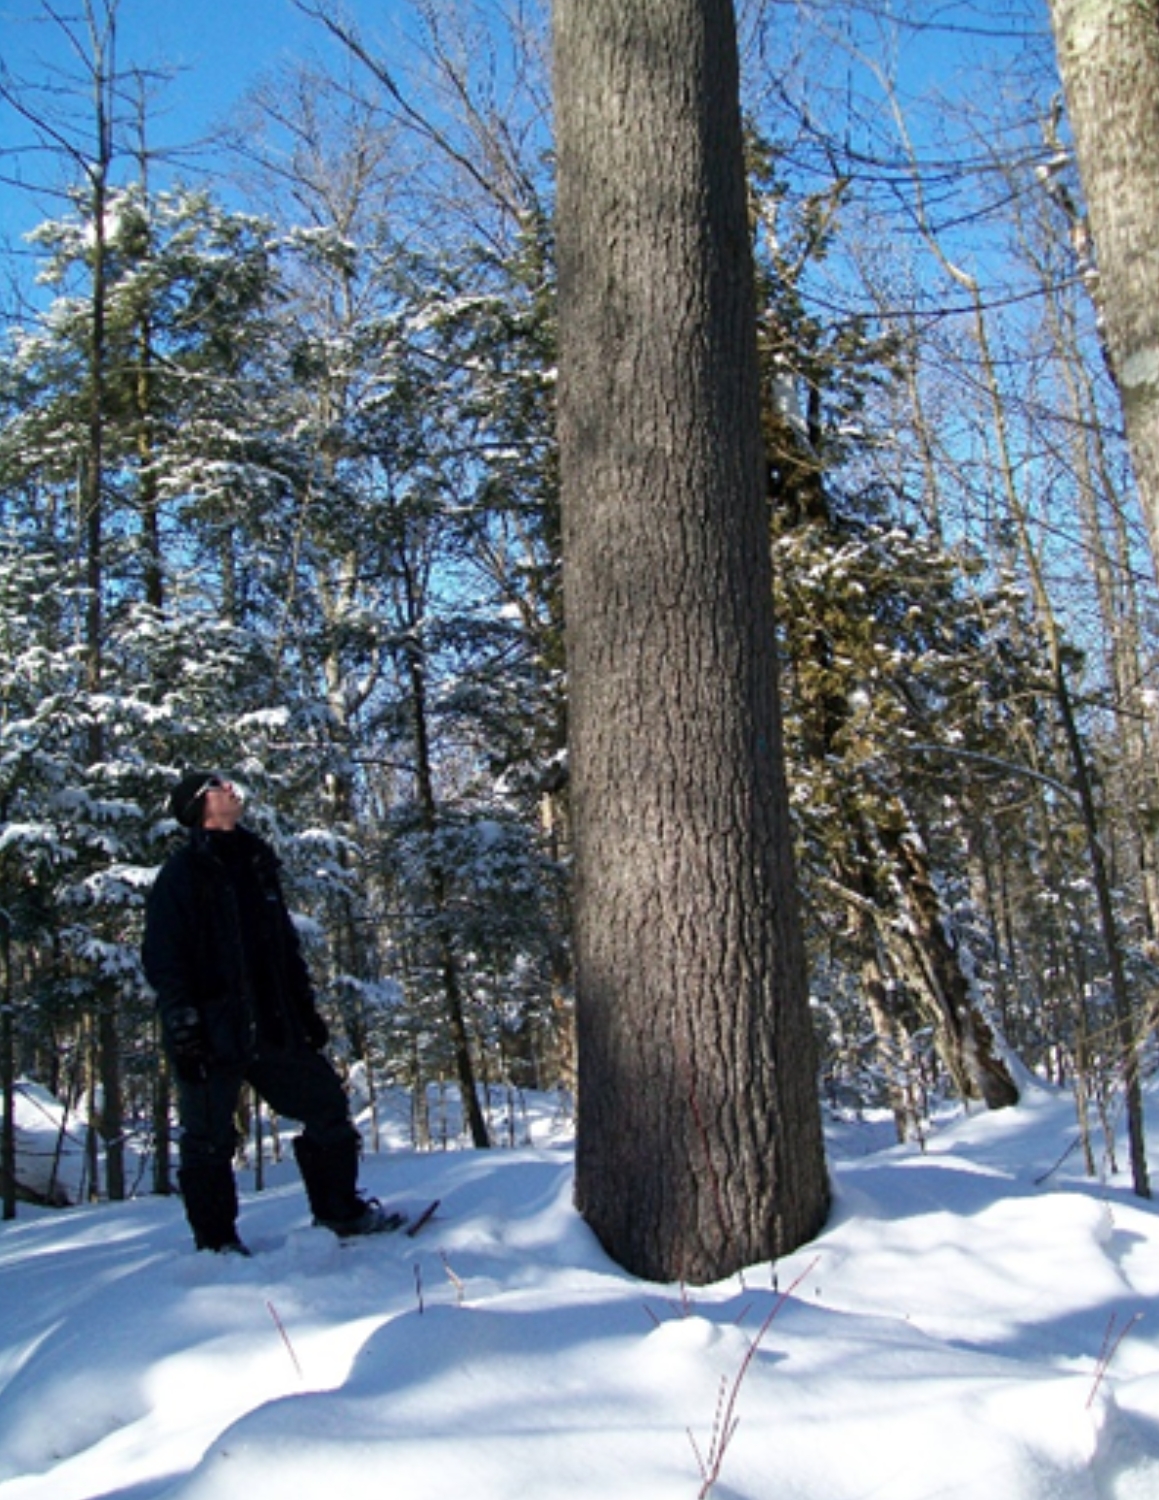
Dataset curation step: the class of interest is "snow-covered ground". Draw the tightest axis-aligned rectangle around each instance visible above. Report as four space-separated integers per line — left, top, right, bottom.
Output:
2 1080 1158 1500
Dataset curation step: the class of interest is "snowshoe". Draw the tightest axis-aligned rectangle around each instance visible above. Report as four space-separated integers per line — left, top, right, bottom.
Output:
315 1197 408 1238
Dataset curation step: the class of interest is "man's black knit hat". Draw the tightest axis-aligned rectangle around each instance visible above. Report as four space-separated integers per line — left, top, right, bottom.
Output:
169 771 222 828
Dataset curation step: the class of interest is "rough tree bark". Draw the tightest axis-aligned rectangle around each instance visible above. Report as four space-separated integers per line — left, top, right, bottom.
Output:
1048 0 1159 578
553 0 829 1283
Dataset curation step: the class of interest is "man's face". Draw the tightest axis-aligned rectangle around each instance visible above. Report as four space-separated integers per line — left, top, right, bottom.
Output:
201 780 244 831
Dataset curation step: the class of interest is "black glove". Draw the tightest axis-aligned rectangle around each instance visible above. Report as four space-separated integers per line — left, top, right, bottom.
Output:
303 1010 330 1051
168 1006 211 1082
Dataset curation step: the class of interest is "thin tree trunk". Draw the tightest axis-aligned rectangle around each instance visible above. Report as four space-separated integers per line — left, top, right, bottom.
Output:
1053 660 1149 1197
882 816 1019 1110
1 910 15 1220
957 265 1141 1169
406 639 490 1149
153 1052 173 1196
96 991 124 1200
855 906 915 1142
80 5 125 1204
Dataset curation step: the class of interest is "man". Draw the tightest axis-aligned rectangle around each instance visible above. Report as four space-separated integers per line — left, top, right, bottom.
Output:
143 771 400 1253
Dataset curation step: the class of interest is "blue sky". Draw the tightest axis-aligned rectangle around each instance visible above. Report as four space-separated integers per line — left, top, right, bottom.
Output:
0 0 1052 288
0 0 408 246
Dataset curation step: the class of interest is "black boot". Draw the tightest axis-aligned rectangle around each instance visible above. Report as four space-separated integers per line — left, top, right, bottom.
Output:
178 1161 250 1254
292 1135 404 1237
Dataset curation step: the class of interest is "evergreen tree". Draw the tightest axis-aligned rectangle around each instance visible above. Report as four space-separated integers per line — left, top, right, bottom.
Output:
749 132 1025 1120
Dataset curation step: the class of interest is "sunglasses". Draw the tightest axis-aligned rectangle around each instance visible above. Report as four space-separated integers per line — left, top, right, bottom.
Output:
194 776 226 798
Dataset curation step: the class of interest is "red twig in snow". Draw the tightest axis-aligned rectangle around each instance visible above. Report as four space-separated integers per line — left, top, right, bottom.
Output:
689 1255 819 1498
266 1299 303 1381
1087 1310 1142 1409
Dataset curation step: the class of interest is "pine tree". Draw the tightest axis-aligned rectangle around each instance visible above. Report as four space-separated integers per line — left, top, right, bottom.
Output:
555 0 829 1282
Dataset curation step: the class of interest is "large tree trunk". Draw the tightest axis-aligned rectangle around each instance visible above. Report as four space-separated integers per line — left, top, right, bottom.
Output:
1048 0 1159 579
554 0 829 1284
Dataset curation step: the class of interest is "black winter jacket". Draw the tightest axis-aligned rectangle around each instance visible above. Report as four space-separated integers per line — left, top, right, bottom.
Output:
142 825 322 1069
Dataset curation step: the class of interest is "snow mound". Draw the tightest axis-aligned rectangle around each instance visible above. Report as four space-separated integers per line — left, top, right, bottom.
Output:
2 1085 1159 1499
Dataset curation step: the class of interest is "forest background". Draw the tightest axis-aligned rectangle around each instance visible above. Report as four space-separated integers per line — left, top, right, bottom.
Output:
1 0 1154 1210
